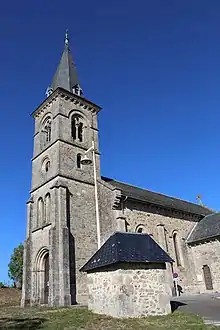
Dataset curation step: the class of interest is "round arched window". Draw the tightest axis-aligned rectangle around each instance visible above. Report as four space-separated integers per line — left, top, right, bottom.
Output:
42 158 51 174
135 225 145 233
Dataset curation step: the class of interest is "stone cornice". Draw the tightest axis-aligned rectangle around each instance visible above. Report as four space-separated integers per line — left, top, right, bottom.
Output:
30 174 94 194
31 87 102 118
32 138 101 161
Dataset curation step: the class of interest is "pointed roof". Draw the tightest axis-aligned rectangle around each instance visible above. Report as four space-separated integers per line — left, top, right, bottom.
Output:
80 232 173 272
50 32 81 94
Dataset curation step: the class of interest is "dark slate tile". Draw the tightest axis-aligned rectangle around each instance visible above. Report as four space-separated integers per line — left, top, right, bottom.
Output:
102 177 211 216
80 232 173 272
188 213 220 243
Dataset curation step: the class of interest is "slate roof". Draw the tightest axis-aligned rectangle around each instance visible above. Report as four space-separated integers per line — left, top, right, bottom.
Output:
51 40 81 93
102 177 211 216
187 213 220 243
80 232 174 272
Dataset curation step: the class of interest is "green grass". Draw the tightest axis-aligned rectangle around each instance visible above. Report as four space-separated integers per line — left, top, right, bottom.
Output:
0 306 217 330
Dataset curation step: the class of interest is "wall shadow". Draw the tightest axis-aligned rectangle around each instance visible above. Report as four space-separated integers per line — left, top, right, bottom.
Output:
0 317 46 329
170 300 187 313
66 189 76 305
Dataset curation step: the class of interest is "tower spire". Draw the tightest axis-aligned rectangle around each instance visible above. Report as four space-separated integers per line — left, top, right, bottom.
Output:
46 31 83 97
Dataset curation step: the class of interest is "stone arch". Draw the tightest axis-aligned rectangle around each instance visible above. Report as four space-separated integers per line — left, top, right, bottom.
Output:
135 224 145 233
70 113 85 142
40 114 52 147
69 110 89 142
41 156 51 173
35 248 50 304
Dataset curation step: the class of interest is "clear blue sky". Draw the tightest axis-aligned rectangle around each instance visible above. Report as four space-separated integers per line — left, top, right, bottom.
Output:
1 0 220 282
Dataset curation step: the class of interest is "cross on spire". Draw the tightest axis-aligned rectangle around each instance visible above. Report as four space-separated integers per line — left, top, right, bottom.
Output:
65 29 69 46
46 31 83 97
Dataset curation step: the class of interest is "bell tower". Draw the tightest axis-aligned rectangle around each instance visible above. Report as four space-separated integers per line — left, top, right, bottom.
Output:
21 32 102 307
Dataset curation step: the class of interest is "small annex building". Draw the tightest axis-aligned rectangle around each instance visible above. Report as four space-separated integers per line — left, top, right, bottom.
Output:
81 232 174 317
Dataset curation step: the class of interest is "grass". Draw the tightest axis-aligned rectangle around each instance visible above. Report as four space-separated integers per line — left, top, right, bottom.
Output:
0 306 217 330
0 288 21 307
0 289 217 329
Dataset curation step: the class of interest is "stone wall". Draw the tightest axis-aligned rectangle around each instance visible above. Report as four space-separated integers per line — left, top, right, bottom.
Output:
87 263 172 318
190 239 220 293
122 200 200 293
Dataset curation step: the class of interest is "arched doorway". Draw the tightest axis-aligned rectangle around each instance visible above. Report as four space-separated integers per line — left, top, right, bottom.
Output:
35 248 50 305
203 265 213 290
44 253 49 304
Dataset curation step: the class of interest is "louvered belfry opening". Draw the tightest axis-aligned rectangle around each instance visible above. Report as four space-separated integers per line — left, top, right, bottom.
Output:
203 265 213 290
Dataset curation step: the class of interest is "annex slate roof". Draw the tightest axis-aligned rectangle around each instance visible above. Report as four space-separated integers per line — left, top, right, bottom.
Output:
102 177 211 216
51 38 81 93
187 213 220 243
80 232 173 272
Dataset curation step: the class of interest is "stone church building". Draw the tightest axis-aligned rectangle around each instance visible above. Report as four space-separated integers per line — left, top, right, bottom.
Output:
22 34 220 307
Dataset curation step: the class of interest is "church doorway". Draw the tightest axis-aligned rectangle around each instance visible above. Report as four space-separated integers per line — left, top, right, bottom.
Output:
202 265 213 290
35 248 50 305
44 253 49 304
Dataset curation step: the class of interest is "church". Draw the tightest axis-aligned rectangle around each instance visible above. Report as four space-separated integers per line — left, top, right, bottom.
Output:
21 33 220 307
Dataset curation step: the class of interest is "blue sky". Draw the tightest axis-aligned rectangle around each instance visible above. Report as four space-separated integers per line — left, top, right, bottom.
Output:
1 0 220 282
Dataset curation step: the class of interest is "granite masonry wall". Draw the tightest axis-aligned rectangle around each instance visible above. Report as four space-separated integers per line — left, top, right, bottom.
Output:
87 263 172 318
120 200 201 294
190 239 220 293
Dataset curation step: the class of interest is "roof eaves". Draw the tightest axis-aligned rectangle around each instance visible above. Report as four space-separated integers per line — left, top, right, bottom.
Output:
31 87 102 118
121 193 207 217
187 233 220 245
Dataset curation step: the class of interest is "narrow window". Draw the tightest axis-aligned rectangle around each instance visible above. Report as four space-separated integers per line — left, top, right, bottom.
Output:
136 225 144 233
203 265 213 290
45 161 50 172
77 154 82 169
37 198 44 227
71 117 77 140
173 232 181 266
78 122 83 142
45 193 51 224
42 118 52 146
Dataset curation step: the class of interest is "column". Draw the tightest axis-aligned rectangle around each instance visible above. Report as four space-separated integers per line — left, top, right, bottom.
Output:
21 199 33 307
50 183 71 307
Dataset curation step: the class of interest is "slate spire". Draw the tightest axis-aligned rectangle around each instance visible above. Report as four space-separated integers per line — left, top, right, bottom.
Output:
46 30 82 97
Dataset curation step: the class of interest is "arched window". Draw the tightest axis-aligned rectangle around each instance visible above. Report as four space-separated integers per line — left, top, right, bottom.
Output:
136 225 144 233
77 154 82 169
45 161 50 172
41 117 52 146
45 193 51 224
41 158 51 174
37 198 44 227
203 265 213 290
71 115 84 142
173 232 181 266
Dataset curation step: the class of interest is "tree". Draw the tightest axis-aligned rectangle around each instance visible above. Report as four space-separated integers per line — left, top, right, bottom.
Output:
8 243 24 289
